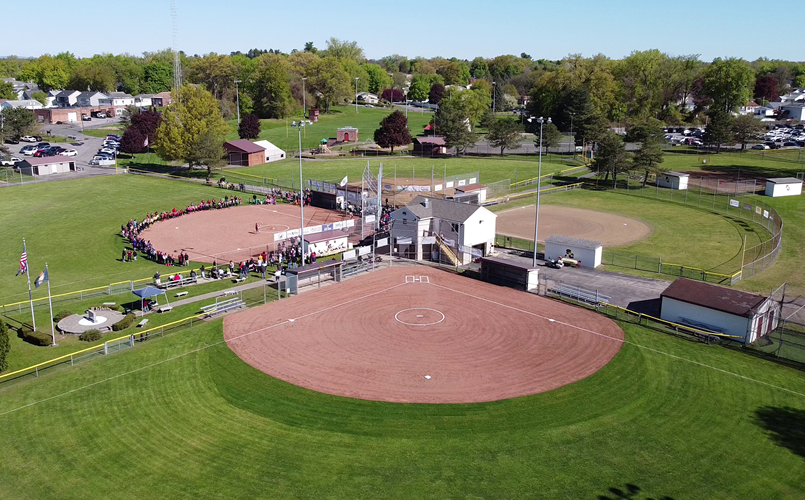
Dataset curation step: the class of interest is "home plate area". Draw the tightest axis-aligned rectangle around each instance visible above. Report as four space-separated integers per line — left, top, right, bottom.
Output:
223 267 624 404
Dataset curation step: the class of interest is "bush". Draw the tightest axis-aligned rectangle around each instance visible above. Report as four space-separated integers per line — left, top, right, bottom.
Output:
112 314 136 331
53 310 73 322
18 327 52 346
79 329 102 342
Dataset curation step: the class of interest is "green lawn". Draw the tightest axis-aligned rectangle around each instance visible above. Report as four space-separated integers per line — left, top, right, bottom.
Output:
226 105 434 152
0 316 804 499
81 125 125 138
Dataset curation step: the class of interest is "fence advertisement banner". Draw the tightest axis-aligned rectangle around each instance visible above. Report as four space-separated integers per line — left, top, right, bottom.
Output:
376 238 389 247
422 236 436 244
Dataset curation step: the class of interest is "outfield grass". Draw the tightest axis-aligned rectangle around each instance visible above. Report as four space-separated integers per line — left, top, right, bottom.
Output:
225 105 434 152
0 317 804 499
227 156 579 187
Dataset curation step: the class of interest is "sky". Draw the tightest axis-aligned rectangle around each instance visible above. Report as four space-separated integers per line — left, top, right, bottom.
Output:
4 0 802 62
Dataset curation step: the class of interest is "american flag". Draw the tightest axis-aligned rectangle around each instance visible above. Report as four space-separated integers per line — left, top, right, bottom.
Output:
16 244 27 276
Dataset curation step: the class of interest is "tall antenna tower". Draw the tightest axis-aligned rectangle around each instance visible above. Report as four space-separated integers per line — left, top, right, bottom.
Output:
171 0 182 95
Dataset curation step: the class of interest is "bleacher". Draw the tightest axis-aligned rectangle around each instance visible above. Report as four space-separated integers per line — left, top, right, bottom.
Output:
156 275 198 290
200 297 245 318
549 283 611 305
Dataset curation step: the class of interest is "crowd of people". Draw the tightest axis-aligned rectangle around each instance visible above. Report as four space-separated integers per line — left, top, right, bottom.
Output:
119 196 242 266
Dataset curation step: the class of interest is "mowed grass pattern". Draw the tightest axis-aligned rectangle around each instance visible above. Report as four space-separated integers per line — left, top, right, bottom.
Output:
0 320 804 499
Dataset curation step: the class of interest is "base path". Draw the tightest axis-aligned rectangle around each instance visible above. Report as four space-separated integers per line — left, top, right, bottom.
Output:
224 267 624 404
496 205 651 247
140 204 356 263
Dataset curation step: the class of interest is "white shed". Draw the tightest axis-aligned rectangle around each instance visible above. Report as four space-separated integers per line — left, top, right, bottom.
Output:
254 140 287 163
657 171 689 190
544 235 602 269
18 157 77 176
764 177 802 198
660 278 780 344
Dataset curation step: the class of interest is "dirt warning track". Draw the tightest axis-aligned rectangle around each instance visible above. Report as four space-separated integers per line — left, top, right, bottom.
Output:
224 267 624 404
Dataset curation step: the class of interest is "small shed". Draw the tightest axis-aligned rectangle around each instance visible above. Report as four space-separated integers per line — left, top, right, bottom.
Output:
544 235 602 269
223 140 266 167
308 108 320 122
450 183 488 204
413 136 448 155
253 140 286 163
480 256 539 291
660 278 780 344
18 157 77 176
765 177 803 197
657 171 689 190
337 127 358 142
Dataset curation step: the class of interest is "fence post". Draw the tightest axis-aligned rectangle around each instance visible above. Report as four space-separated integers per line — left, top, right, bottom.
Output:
658 256 662 273
71 355 74 366
108 285 111 295
104 342 108 355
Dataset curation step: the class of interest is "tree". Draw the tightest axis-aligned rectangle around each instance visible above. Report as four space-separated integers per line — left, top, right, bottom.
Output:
0 107 37 139
487 118 523 155
238 113 261 140
470 57 489 79
0 81 15 100
434 99 478 156
68 58 116 92
380 88 404 102
129 110 162 144
186 54 238 100
31 91 47 106
702 110 734 153
307 56 351 113
628 121 666 186
322 38 364 62
535 122 562 152
732 114 765 151
120 126 147 154
704 57 754 112
303 42 318 54
754 74 779 103
0 320 8 373
428 84 445 106
363 63 391 94
407 75 430 101
18 55 69 91
155 84 229 171
142 61 174 94
374 111 412 153
251 54 293 118
594 131 630 187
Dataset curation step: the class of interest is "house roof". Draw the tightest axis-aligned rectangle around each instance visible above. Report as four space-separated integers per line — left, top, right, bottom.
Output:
660 278 767 317
398 196 492 223
664 171 690 178
77 91 106 99
107 92 133 98
1 100 42 108
480 256 537 272
254 140 285 153
455 183 485 192
224 139 265 154
136 94 154 99
781 103 805 109
20 157 76 166
545 235 602 250
413 136 446 145
766 177 802 184
56 90 80 97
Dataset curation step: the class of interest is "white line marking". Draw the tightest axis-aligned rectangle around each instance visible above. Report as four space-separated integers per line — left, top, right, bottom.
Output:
394 308 446 326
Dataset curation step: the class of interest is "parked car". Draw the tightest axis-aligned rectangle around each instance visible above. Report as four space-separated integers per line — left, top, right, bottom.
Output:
36 142 50 149
82 114 91 121
4 137 20 144
783 141 797 147
106 134 121 141
33 149 54 157
751 144 770 150
20 145 37 155
96 112 107 118
59 149 77 157
99 148 117 155
1 156 21 166
20 136 37 142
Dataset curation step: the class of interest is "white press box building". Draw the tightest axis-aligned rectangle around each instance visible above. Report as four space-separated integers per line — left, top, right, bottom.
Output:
764 177 802 198
390 196 497 265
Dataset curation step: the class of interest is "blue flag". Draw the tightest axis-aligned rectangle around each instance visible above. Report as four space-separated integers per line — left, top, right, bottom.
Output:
34 268 48 289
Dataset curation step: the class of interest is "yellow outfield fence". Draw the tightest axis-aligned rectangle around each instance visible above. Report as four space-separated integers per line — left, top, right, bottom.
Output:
510 165 589 190
0 313 206 384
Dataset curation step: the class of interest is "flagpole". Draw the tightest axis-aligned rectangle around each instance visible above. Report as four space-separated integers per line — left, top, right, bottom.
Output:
23 238 36 331
45 263 56 346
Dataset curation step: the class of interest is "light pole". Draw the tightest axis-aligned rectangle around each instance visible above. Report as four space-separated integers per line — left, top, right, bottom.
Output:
234 80 242 125
355 77 359 113
492 82 496 115
569 112 575 154
529 116 551 267
292 120 313 258
301 77 307 118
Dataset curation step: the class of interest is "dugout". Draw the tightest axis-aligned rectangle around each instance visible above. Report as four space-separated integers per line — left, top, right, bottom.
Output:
284 260 343 295
480 256 539 291
544 235 602 269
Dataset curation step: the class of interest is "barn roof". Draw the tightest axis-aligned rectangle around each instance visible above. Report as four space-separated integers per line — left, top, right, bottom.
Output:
766 177 802 184
224 139 265 154
660 278 767 317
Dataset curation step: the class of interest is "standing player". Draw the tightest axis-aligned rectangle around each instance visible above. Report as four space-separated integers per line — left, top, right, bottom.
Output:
255 222 259 233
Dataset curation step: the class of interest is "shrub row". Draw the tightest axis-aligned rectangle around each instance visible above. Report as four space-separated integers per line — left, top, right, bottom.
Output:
79 329 102 342
53 310 72 322
111 314 136 331
18 327 52 346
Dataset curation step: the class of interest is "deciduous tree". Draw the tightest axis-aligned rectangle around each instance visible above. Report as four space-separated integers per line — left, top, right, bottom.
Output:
307 57 350 113
251 55 293 118
363 63 391 94
0 107 37 139
434 99 477 156
704 57 754 112
155 84 228 171
31 91 47 106
0 81 15 100
373 111 412 153
628 121 666 186
142 60 173 94
535 122 562 152
487 118 523 155
754 74 779 103
407 75 431 101
186 129 227 177
732 114 765 151
428 84 445 106
702 109 734 153
322 38 364 63
238 114 261 140
120 126 147 154
595 130 630 187
381 88 404 102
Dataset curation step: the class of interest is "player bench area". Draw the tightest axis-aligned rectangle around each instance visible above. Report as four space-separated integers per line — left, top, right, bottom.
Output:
155 275 198 290
200 296 245 318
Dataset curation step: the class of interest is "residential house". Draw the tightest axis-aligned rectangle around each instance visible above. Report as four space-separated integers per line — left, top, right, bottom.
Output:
134 94 153 107
99 92 135 112
151 91 173 107
76 91 107 107
356 92 379 104
55 90 81 107
738 101 760 115
0 99 43 110
779 88 805 104
780 103 805 121
2 78 39 99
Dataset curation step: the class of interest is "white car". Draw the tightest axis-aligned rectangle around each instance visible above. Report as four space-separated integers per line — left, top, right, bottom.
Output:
1 156 21 166
20 136 37 142
99 148 117 155
20 145 37 155
59 149 77 157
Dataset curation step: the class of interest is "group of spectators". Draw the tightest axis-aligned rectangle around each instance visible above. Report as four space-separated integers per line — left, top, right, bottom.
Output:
119 196 243 266
197 242 320 282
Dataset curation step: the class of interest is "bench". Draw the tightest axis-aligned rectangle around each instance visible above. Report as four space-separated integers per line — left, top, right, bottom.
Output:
201 297 244 317
234 277 246 284
221 290 239 297
157 276 198 290
176 291 188 297
103 302 116 306
157 306 173 313
549 284 611 305
137 319 149 328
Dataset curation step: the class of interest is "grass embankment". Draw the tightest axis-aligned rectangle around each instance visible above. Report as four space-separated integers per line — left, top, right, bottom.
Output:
0 319 804 499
